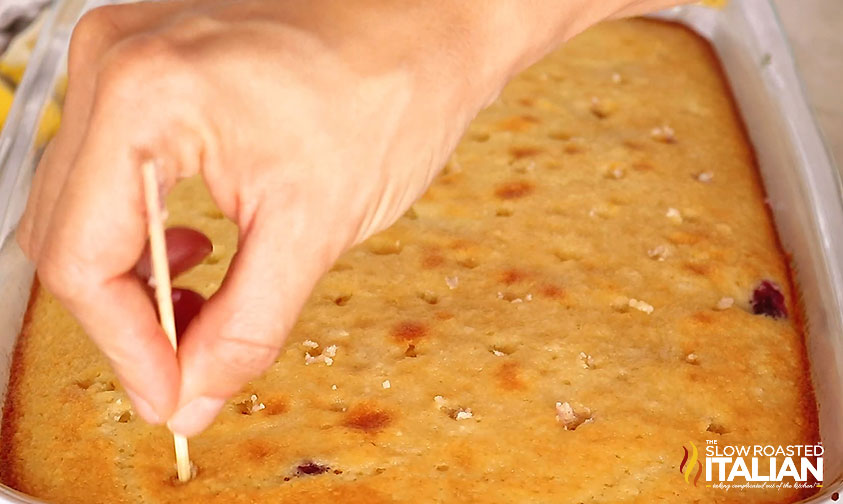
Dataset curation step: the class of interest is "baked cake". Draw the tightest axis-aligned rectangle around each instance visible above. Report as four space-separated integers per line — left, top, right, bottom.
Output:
0 19 819 503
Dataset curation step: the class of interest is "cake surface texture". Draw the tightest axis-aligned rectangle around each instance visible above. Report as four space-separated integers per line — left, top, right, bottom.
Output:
0 19 819 504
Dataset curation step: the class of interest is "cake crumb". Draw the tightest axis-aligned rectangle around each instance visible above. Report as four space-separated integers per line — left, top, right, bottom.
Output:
715 297 734 310
455 409 473 421
305 345 337 366
696 171 714 183
628 298 654 314
555 401 593 430
445 276 459 290
331 384 337 390
665 207 683 224
685 353 699 364
302 340 319 349
579 352 595 369
647 244 670 261
650 125 676 143
382 380 391 389
611 72 623 84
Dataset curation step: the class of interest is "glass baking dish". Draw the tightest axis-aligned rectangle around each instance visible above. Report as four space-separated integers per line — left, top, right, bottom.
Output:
0 1 840 502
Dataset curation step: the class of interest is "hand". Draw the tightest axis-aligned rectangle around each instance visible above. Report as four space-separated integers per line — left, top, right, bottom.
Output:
16 0 690 436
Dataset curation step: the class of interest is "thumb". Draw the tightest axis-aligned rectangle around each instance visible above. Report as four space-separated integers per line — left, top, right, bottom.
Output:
167 206 337 436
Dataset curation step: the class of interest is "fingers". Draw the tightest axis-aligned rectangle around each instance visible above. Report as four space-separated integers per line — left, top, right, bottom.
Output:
19 1 203 260
168 206 335 436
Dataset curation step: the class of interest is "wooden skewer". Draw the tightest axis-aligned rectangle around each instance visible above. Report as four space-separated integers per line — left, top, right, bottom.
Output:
140 160 192 483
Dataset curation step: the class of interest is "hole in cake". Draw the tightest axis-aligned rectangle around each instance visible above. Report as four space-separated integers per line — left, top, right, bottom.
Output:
334 294 353 306
296 461 331 476
548 130 572 141
404 344 419 358
589 97 615 119
75 378 116 392
496 207 513 217
417 291 439 305
367 237 403 255
434 397 473 421
329 400 348 413
235 394 266 415
167 463 199 485
706 422 730 435
489 344 516 356
497 290 532 303
435 464 449 472
469 132 490 143
456 256 480 269
552 249 580 263
116 411 133 423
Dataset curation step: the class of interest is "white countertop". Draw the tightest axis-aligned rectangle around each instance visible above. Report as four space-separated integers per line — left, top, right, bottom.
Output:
773 0 842 174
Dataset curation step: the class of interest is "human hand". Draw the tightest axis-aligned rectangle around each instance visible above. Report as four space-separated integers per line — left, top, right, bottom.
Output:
16 0 690 436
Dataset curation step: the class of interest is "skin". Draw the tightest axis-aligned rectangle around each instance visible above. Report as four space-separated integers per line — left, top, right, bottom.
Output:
15 0 690 437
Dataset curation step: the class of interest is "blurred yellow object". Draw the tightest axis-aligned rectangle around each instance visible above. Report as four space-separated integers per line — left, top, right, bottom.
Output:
0 79 61 145
0 80 13 131
700 0 728 8
0 62 27 85
37 99 61 146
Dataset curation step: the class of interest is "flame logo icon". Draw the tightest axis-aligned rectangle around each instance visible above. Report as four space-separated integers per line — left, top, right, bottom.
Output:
680 441 703 486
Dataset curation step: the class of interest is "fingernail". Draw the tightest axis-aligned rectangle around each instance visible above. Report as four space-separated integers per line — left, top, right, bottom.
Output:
125 388 162 424
167 396 226 437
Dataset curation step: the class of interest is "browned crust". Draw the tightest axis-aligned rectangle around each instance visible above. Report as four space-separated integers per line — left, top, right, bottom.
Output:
0 277 40 492
0 19 824 503
649 18 821 501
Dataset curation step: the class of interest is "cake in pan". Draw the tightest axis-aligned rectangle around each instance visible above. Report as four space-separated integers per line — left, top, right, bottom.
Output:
0 19 819 504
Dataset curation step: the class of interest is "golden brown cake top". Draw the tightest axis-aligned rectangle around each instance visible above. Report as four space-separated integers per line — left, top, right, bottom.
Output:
1 19 818 504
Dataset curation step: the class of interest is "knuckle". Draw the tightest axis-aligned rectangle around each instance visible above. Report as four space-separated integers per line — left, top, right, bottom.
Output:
97 34 186 103
36 249 86 301
68 7 119 74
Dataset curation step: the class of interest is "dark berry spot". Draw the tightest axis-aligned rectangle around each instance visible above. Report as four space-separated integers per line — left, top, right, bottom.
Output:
171 288 205 340
296 462 330 476
751 281 787 319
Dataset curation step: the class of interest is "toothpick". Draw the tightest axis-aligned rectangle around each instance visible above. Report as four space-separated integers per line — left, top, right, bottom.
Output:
141 160 192 483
